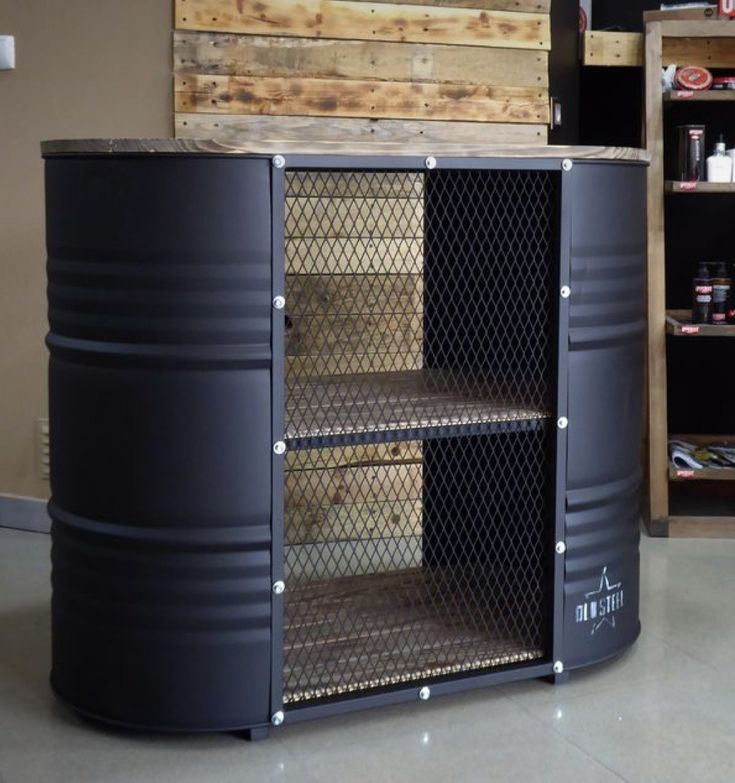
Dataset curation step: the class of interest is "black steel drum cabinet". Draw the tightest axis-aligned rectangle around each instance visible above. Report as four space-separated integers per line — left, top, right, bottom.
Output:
42 141 646 739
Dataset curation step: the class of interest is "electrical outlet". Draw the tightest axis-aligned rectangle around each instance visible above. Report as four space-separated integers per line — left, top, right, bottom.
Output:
38 417 50 480
0 36 15 70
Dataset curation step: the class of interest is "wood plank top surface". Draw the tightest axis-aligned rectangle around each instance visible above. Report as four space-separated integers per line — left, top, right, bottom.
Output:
42 138 650 161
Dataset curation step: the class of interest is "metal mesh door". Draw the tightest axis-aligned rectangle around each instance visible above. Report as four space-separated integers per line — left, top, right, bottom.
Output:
282 167 558 706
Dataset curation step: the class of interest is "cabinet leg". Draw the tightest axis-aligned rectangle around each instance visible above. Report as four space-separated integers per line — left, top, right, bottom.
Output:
239 726 269 742
544 671 571 686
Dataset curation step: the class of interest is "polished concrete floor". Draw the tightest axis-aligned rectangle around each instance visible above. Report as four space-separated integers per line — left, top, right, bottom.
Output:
1 527 734 783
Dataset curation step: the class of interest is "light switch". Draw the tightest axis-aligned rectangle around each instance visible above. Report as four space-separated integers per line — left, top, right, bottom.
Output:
0 36 15 70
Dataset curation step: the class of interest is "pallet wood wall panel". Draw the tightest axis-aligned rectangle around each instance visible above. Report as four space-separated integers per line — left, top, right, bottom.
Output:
174 32 548 87
176 0 550 51
175 74 549 123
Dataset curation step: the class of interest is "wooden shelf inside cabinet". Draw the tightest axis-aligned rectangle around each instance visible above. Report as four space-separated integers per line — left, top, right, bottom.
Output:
665 181 735 194
665 91 735 102
666 310 735 336
664 516 735 538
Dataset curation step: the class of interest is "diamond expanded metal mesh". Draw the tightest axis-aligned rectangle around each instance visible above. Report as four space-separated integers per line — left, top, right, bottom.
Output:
282 167 558 705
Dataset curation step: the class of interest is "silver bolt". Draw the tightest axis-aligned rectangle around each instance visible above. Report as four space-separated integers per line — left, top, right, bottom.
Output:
273 441 286 455
272 580 285 595
271 710 284 726
418 686 431 701
555 541 567 555
272 295 286 310
272 155 286 169
425 156 437 170
557 417 569 430
560 285 571 299
562 159 573 172
553 661 564 675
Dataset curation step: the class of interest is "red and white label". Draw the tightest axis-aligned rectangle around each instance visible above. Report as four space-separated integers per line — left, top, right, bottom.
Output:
720 0 735 17
682 325 700 335
676 470 696 479
679 181 699 191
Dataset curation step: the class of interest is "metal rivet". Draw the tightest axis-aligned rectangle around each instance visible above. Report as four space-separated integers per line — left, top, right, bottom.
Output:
555 541 567 555
273 441 286 455
418 686 431 701
272 295 286 310
562 159 573 171
272 155 286 169
272 580 285 595
425 156 437 170
553 661 564 674
560 285 571 299
557 417 568 430
271 710 284 726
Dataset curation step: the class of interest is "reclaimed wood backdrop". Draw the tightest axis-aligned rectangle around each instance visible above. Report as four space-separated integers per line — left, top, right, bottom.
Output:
174 0 552 144
172 0 553 555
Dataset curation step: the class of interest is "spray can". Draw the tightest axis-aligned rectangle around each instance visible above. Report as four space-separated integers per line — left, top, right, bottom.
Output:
692 262 713 324
711 262 731 324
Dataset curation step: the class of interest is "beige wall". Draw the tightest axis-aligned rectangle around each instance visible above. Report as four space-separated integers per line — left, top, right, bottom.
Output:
0 1 172 500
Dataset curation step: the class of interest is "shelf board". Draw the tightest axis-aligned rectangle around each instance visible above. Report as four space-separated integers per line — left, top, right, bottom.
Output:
665 181 735 194
669 464 735 481
669 433 735 481
285 370 549 449
283 568 544 704
664 90 735 102
667 516 735 539
666 309 735 336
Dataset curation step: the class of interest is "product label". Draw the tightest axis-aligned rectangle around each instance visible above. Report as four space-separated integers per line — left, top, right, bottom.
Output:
713 284 730 303
720 0 735 18
713 313 727 323
575 567 624 636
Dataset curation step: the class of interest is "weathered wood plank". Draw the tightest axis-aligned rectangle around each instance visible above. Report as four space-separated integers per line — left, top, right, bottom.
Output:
286 353 422 377
583 31 643 67
286 238 424 274
286 197 423 237
287 274 422 315
286 501 423 544
175 74 550 124
285 170 423 199
286 462 423 506
285 442 423 471
175 0 551 51
287 312 422 357
350 0 550 12
663 36 735 68
174 31 548 87
175 113 547 145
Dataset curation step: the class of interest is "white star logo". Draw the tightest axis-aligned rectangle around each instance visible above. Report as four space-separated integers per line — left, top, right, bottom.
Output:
584 567 622 635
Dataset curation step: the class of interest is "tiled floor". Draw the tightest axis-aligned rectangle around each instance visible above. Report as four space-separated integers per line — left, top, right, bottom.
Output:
1 527 734 783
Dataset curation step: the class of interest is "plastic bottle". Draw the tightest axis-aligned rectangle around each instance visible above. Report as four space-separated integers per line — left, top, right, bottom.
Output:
707 136 733 183
692 262 713 324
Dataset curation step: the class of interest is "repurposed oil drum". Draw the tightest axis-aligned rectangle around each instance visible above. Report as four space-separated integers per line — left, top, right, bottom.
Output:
43 141 646 734
563 162 645 667
45 153 274 731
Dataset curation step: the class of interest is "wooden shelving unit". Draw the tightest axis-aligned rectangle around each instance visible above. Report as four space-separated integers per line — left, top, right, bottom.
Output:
646 17 735 539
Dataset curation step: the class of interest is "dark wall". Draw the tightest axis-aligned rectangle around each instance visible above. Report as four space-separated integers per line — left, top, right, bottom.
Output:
593 0 659 31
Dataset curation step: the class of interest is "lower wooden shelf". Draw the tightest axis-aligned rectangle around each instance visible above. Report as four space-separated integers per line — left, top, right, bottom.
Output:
657 516 735 538
666 310 735 337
